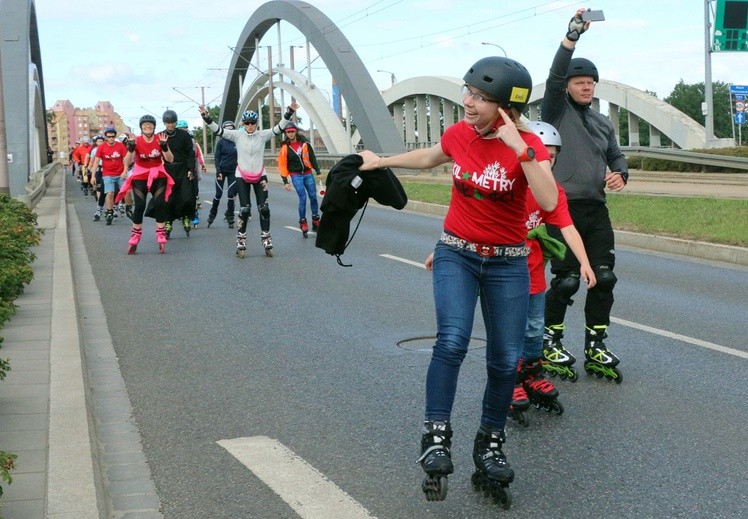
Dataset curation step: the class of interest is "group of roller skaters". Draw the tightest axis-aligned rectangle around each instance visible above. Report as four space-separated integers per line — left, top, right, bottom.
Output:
359 7 625 508
71 7 625 511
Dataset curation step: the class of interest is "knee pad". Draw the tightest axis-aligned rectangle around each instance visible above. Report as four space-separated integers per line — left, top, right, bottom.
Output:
259 203 270 219
240 206 252 220
592 265 617 293
549 271 581 306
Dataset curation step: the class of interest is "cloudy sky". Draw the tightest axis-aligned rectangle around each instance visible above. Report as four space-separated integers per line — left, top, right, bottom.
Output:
34 0 746 131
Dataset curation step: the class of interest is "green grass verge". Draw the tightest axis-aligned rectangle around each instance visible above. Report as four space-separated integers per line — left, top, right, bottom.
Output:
399 181 748 248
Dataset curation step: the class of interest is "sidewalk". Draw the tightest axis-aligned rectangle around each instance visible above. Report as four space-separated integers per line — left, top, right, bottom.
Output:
0 166 745 519
0 169 161 518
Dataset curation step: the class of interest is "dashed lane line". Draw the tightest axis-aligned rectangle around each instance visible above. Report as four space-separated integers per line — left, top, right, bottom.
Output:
611 317 748 360
379 254 747 360
217 436 376 519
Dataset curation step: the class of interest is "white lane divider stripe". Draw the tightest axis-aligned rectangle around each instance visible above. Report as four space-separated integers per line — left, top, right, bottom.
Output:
378 255 746 360
217 436 376 519
611 317 748 360
379 254 426 269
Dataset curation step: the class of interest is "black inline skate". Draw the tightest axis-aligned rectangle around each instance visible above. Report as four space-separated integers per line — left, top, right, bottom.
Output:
518 358 563 415
225 210 236 229
584 325 623 383
471 427 513 509
416 420 453 502
207 211 216 228
542 324 579 382
508 383 530 427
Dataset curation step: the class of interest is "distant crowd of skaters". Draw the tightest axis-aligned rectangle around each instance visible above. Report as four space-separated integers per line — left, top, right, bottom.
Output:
67 103 323 257
68 112 208 253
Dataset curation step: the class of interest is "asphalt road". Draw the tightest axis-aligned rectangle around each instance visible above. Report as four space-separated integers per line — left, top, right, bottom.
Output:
69 174 748 518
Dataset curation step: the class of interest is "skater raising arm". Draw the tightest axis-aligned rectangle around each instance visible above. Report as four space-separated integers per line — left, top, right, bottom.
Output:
198 101 300 257
540 7 627 383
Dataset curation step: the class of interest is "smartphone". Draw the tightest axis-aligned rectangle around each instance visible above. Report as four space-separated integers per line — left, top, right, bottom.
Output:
582 10 605 22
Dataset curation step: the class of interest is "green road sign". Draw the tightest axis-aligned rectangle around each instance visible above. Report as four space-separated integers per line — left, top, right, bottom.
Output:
714 0 748 51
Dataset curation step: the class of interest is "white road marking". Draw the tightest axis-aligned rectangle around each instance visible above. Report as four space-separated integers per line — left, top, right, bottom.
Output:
378 255 747 360
285 225 317 234
379 254 426 269
611 317 748 360
217 436 376 519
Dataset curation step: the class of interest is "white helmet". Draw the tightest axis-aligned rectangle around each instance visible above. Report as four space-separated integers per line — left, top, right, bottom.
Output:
528 121 562 148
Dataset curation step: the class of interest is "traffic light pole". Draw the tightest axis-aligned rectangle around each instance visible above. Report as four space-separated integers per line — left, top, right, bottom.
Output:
705 0 715 148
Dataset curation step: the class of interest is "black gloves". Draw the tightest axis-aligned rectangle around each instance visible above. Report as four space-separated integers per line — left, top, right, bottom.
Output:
126 139 136 153
566 13 587 41
159 140 169 152
283 106 295 121
201 111 213 125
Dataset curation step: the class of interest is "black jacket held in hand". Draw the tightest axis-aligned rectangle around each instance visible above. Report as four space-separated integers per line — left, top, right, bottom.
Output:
315 154 407 262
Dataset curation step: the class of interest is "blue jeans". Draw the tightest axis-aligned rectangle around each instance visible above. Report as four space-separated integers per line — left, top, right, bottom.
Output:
291 174 319 220
426 241 529 430
523 292 545 362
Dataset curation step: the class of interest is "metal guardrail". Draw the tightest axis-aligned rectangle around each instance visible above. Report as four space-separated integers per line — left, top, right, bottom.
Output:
246 148 748 174
621 146 748 171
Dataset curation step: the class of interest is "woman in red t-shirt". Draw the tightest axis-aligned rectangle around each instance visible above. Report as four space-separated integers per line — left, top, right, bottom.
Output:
360 57 558 505
117 114 174 254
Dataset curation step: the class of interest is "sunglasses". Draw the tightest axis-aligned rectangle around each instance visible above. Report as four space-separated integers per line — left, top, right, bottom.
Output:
243 120 257 125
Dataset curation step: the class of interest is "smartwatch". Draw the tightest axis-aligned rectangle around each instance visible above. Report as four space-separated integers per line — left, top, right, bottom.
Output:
517 146 536 163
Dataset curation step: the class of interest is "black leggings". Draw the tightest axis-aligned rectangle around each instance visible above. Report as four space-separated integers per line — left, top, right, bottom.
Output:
131 178 168 225
237 179 269 234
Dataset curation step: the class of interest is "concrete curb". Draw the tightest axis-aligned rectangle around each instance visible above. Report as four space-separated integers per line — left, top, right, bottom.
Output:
404 200 748 267
67 183 163 518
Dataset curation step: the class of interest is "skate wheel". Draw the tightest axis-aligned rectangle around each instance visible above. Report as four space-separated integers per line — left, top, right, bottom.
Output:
265 249 273 257
509 409 529 428
127 246 137 255
422 475 448 501
302 232 308 238
552 400 564 415
612 367 623 384
159 245 165 254
494 485 512 509
237 249 245 258
569 370 579 383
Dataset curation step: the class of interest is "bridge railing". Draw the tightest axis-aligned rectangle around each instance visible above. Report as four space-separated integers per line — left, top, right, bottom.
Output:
258 148 748 174
622 147 748 172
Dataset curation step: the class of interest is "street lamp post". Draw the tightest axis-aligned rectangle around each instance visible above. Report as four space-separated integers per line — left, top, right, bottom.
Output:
480 42 508 57
377 69 396 87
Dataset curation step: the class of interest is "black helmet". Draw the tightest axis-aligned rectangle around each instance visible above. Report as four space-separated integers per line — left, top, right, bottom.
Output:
162 110 178 123
463 56 533 112
221 120 235 129
139 114 157 128
566 57 599 82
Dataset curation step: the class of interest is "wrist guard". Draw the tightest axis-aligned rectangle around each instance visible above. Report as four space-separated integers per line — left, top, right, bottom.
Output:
566 14 587 41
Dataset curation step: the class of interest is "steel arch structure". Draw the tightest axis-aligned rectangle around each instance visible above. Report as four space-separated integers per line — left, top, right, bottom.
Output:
221 0 405 154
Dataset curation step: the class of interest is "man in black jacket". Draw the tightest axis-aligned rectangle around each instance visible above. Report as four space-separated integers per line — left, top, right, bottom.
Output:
540 8 628 383
162 109 197 237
